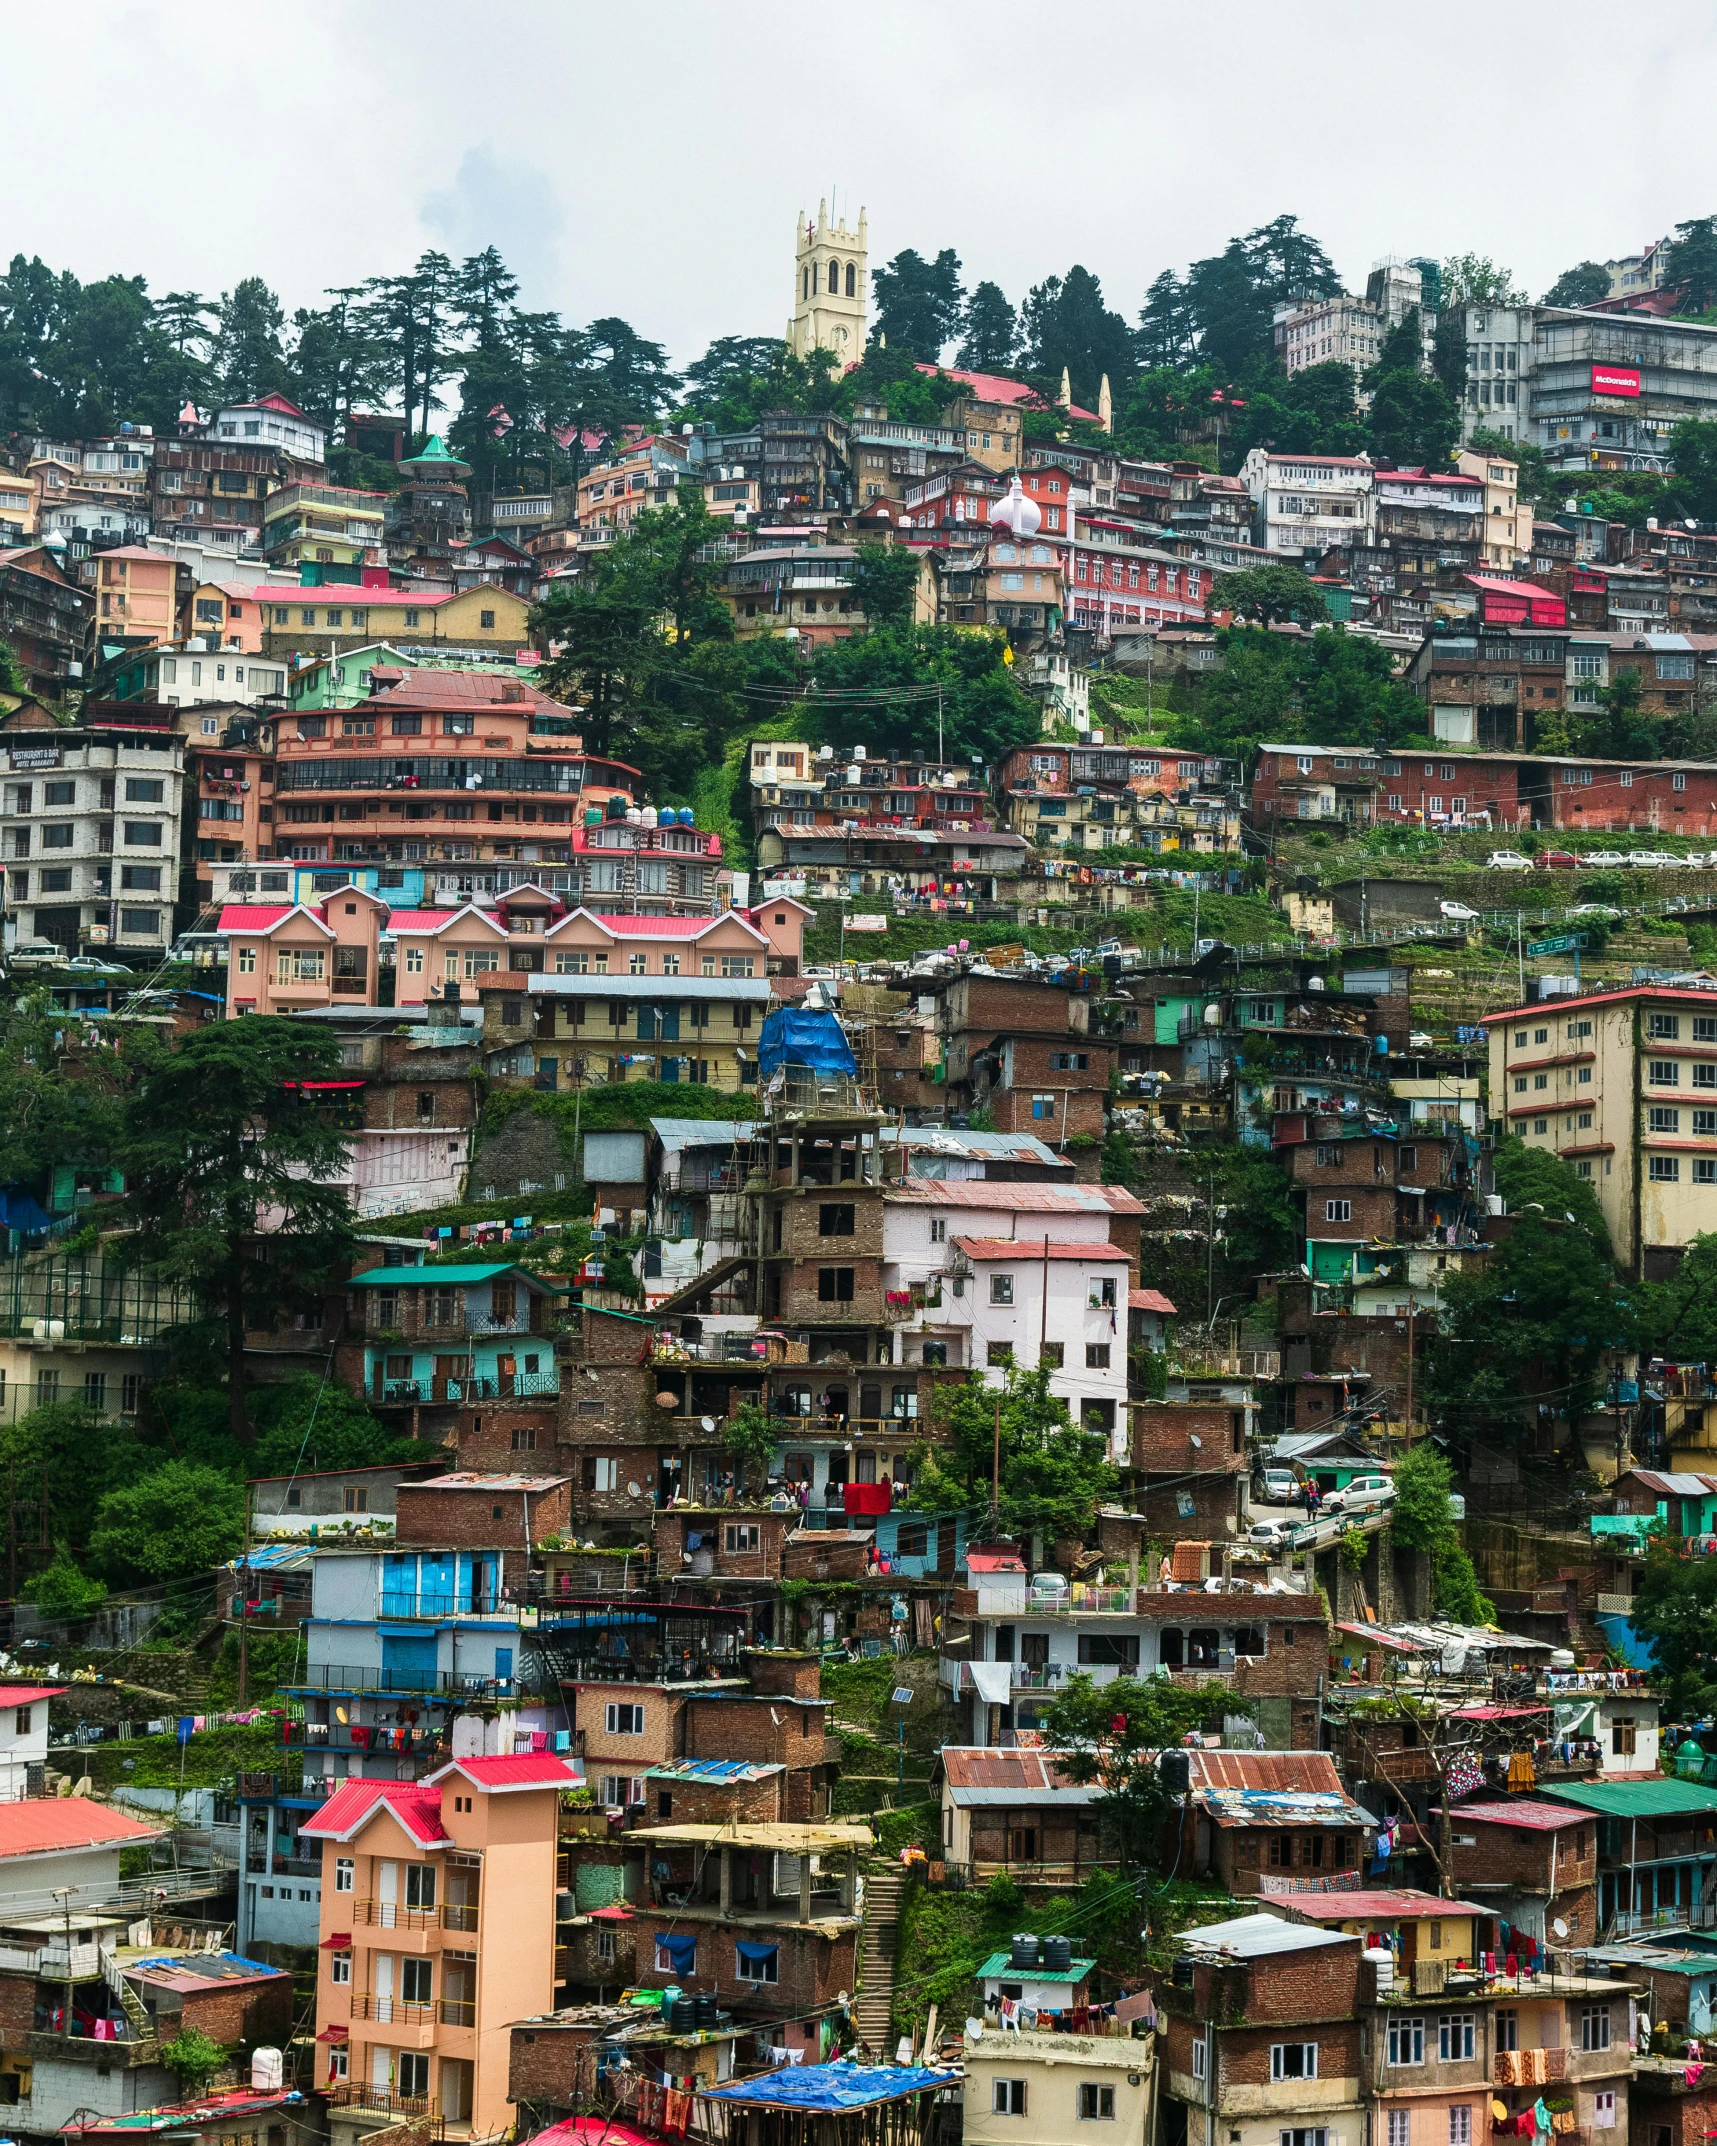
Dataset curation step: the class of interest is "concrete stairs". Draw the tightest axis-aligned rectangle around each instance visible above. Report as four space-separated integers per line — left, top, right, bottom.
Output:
854 1865 905 2055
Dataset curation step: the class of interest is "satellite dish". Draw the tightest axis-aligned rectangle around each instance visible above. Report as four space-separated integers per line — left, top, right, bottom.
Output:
701 1416 716 1433
627 1482 642 1500
1189 1435 1203 1449
1552 1918 1569 1939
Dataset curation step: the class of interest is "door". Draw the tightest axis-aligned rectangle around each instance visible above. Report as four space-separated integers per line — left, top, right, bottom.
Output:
373 1951 395 2021
378 1860 398 1930
381 1633 438 1696
433 1354 464 1399
495 1647 514 1692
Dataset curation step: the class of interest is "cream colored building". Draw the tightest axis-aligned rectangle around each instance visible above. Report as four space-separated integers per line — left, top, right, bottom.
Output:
1457 447 1534 567
788 200 867 369
0 469 34 542
1483 986 1717 1277
963 2031 1153 2146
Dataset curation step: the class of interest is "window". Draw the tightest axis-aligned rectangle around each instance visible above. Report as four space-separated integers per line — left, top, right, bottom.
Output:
990 1274 1015 1305
12 1707 29 1736
655 1935 694 1972
994 2081 1028 2116
1085 1344 1112 1369
1651 1157 1681 1182
1078 2086 1116 2120
1581 2005 1611 2052
123 821 162 846
121 865 161 890
1651 1107 1681 1133
335 1857 354 1892
987 1341 1014 1368
929 1219 946 1243
1697 1160 1717 1185
1271 2046 1317 2081
585 1456 618 1490
817 1267 855 1303
1031 1094 1057 1120
1438 2015 1475 2060
1042 1341 1065 1367
1650 1013 1682 1040
1316 1143 1342 1166
1696 1017 1717 1044
604 1702 645 1735
401 1957 433 2003
1191 2038 1207 2082
820 1203 855 1237
725 1524 760 1552
1089 1277 1118 1309
1496 2011 1518 2053
40 824 72 848
398 2054 430 2099
1697 1065 1717 1089
124 778 164 803
1387 2016 1424 2066
1325 1200 1352 1222
1611 1716 1637 1755
1449 2113 1472 2146
329 1951 351 1984
1388 2117 1411 2146
1651 1061 1680 1086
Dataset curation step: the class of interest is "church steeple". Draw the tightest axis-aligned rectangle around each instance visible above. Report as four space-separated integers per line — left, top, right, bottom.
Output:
788 199 869 376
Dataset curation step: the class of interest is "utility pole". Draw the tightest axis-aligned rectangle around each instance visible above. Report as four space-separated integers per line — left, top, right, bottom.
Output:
1517 910 1525 1003
990 1389 1001 1543
1404 1295 1417 1440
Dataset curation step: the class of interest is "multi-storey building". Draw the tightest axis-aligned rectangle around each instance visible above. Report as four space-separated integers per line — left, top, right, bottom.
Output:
83 545 182 655
349 1260 563 1419
0 700 184 957
1535 308 1717 472
1240 450 1374 561
0 467 34 544
217 885 388 1015
261 483 387 571
1455 447 1534 567
303 1751 580 2140
574 435 690 547
0 544 93 696
788 200 867 368
930 971 1116 1150
388 438 473 572
212 393 327 471
149 437 278 549
1448 302 1537 444
1275 291 1390 376
1483 985 1717 1278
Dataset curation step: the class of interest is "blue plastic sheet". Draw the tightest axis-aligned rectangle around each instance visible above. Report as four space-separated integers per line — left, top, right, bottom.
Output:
706 2064 951 2110
757 1007 858 1078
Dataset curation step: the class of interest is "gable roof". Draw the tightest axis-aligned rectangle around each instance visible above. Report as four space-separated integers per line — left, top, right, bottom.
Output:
384 904 509 940
0 1799 162 1861
1455 1799 1590 1832
347 1263 552 1289
953 1237 1129 1263
427 1752 583 1793
942 1747 1096 1806
1177 1911 1357 1958
1129 1288 1177 1315
917 364 1100 423
1187 1750 1371 1830
543 907 764 944
299 1778 450 1847
1283 1888 1486 1922
1541 1780 1717 1819
215 903 331 939
885 1180 1145 1216
0 1683 66 1707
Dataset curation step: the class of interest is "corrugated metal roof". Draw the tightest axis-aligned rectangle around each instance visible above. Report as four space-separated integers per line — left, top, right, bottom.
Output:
650 1117 758 1154
1543 1781 1717 1818
1190 1752 1346 1794
943 1748 1093 1804
1130 1288 1177 1315
1285 1889 1486 1921
1178 1912 1355 1958
886 1181 1146 1215
898 1127 1065 1165
1629 1471 1717 1497
954 1237 1128 1263
0 1799 159 1860
1455 1800 1588 1832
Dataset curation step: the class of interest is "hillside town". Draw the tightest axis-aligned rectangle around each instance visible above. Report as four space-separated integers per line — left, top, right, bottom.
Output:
13 127 1717 2146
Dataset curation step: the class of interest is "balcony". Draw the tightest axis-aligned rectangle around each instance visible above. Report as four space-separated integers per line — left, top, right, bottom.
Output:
378 1372 558 1405
298 1664 525 1699
326 2087 437 2121
1495 2049 1567 2085
351 1993 435 2025
354 1899 479 1934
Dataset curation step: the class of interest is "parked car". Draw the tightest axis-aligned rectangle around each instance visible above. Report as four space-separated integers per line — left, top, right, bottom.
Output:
1569 904 1621 919
6 938 70 970
1627 851 1673 868
1324 1473 1396 1516
1487 852 1534 870
1259 1468 1298 1504
1580 851 1628 867
1247 1518 1297 1548
1439 901 1481 921
1533 851 1581 869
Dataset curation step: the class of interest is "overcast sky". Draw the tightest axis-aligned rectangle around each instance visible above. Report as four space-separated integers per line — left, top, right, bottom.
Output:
11 1 1715 373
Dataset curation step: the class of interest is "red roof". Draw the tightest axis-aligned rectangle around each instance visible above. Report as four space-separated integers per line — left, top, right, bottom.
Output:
1454 1799 1589 1832
300 1778 450 1847
246 584 458 608
429 1752 583 1793
887 1180 1146 1215
1481 986 1717 1026
1129 1288 1177 1316
1465 574 1561 600
944 1747 1079 1793
966 1550 1026 1574
1284 1888 1486 1921
216 904 330 938
546 909 750 939
0 1799 161 1861
916 364 1100 424
0 1684 65 1707
953 1237 1128 1263
1188 1751 1347 1794
385 908 505 937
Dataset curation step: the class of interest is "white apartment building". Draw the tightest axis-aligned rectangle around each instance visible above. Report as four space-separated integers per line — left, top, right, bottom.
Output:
1275 295 1386 377
1239 450 1374 561
0 1681 60 1800
0 714 185 956
119 643 289 709
213 395 327 465
1453 304 1537 443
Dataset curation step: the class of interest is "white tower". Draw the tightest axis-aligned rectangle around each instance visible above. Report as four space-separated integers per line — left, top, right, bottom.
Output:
788 200 868 372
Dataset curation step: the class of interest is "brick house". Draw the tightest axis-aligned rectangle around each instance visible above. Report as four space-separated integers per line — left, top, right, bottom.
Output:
940 1745 1108 1883
1183 1751 1373 1897
1446 1798 1598 1949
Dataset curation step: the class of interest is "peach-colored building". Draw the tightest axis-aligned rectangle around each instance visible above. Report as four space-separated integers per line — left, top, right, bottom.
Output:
302 1751 580 2141
183 579 268 652
742 895 810 978
388 884 570 1009
88 545 179 645
218 885 387 1015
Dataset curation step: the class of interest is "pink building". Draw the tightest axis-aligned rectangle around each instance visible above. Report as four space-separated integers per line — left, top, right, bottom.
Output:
218 886 387 1015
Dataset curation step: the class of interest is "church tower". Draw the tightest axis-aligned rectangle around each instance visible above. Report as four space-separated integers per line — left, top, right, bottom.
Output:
788 199 868 372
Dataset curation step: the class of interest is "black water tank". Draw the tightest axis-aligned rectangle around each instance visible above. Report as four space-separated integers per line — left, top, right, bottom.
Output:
671 1998 698 2033
1010 1932 1041 1970
695 1995 717 2028
1159 1749 1192 1796
1043 1935 1073 1973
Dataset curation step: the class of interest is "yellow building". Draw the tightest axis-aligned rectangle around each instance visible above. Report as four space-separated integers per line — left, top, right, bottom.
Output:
86 545 180 645
262 481 387 568
1457 447 1534 568
0 468 34 541
788 200 867 369
254 581 532 658
1482 984 1717 1278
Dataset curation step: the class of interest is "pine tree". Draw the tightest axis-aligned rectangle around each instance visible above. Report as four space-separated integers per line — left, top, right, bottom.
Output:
956 282 1016 371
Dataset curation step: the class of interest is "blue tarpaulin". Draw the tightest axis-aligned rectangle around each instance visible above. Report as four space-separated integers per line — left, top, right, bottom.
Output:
757 1006 857 1078
735 1940 778 1965
654 1931 698 1971
705 2064 952 2110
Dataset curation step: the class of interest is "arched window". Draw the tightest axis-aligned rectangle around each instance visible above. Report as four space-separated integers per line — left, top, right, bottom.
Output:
803 268 809 301
828 260 840 294
846 262 856 297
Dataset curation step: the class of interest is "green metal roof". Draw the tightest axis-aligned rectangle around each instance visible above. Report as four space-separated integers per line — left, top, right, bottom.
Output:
977 1950 1095 1982
348 1263 556 1288
1541 1781 1717 1818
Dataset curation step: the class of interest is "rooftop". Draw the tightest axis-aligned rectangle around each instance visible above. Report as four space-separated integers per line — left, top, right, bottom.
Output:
1541 1780 1717 1819
953 1236 1130 1264
0 1798 161 1861
300 1777 448 1848
1283 1888 1487 1923
1178 1911 1358 1958
1455 1799 1597 1833
976 1949 1095 1983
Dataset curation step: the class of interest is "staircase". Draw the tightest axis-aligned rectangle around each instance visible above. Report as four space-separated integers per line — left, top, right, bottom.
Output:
100 1947 156 2048
854 1866 905 2056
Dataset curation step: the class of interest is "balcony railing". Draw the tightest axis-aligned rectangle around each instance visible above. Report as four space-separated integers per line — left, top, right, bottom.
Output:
377 1372 558 1404
299 1664 526 1699
326 2087 437 2120
438 1997 475 2027
351 1993 436 2023
355 1899 478 1933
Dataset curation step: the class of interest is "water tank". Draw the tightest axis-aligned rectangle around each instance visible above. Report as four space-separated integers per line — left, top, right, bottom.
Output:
1363 1946 1394 1993
605 794 628 821
642 805 659 827
671 1997 698 2032
1170 1955 1194 1987
1678 1737 1707 1779
680 807 696 826
251 2049 284 2091
556 1889 575 1921
626 806 643 825
695 1994 718 2027
1042 1935 1073 1972
1159 1749 1191 1797
1308 976 1326 992
1010 1932 1041 1970
584 807 604 828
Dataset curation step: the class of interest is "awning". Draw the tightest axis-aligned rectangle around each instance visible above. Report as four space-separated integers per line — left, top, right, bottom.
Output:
655 1931 698 1970
588 1906 634 1922
319 1934 352 1949
316 2025 349 2042
736 1941 779 1966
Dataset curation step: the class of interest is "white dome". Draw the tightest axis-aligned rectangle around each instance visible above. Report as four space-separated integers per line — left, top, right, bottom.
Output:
988 477 1042 538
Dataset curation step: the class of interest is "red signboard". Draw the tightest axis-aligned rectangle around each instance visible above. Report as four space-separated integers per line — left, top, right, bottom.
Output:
1591 364 1641 398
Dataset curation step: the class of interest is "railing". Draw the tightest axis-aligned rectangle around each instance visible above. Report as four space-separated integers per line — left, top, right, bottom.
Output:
355 1899 478 1933
352 1993 436 2024
327 2087 438 2120
299 1665 526 1699
1603 1899 1717 1939
767 1416 928 1443
438 1997 475 2026
377 1372 559 1404
966 1584 1137 1616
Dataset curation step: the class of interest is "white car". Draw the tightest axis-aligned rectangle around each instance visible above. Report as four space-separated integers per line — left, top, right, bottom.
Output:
1487 852 1534 870
1439 901 1481 921
1627 852 1672 868
1569 904 1620 919
1259 1468 1298 1504
1580 852 1628 868
1247 1518 1297 1549
1324 1473 1396 1517
7 938 70 969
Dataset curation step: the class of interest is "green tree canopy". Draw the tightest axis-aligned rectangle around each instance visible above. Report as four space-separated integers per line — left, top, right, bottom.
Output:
851 543 924 630
90 1460 246 1585
906 1365 1118 1542
115 1019 358 1442
1040 1673 1249 1867
1440 255 1527 307
957 282 1016 371
1018 266 1136 410
1367 367 1460 468
1542 262 1613 308
1212 563 1328 627
870 248 964 361
1177 626 1427 760
1665 218 1717 316
1388 1444 1493 1623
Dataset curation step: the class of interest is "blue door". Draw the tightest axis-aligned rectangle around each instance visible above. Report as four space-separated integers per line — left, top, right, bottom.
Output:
494 1647 514 1693
381 1632 439 1693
